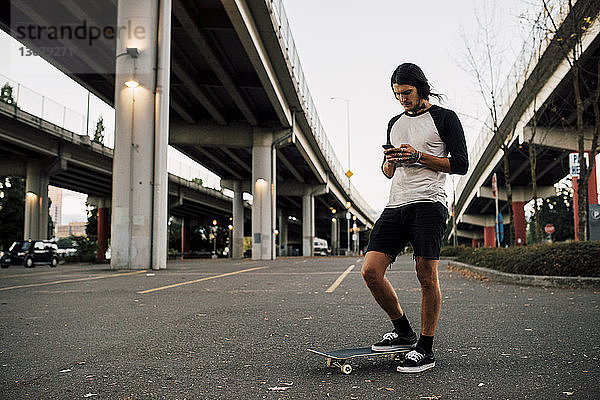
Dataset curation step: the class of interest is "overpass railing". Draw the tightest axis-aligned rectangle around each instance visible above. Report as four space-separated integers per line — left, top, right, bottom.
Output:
0 72 218 188
454 0 570 206
0 72 88 136
268 0 377 221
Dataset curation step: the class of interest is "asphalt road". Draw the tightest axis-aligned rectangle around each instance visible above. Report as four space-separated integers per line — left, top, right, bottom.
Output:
0 255 598 399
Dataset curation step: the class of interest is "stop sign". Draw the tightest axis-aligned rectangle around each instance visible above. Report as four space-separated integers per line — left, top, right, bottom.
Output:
544 224 555 234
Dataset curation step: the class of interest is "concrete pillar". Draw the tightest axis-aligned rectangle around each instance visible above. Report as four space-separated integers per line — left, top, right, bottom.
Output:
232 181 244 259
252 129 276 260
302 194 314 257
97 206 110 262
24 159 49 240
483 226 496 247
277 208 288 256
573 159 598 241
512 201 526 246
111 0 171 269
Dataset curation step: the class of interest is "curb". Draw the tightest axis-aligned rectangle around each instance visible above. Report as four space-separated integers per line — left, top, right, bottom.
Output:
446 261 600 289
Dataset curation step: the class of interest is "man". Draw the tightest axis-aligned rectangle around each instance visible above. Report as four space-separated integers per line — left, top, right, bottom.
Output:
362 63 468 373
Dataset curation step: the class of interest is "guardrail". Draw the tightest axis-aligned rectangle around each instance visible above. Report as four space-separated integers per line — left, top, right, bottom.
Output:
0 72 216 186
454 0 569 205
267 0 377 221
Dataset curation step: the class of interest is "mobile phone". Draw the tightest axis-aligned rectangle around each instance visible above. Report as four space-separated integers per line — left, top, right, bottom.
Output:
382 144 395 149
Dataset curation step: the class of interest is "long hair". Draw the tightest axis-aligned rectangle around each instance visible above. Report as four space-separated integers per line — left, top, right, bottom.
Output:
391 63 444 102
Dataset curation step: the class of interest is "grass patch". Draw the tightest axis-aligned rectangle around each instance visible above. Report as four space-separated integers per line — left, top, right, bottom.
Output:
440 241 600 277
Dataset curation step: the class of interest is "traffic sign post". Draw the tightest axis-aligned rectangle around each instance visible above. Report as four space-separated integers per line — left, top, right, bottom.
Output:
544 224 555 242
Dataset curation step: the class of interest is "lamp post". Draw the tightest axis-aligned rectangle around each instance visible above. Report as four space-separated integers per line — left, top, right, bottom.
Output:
212 219 218 258
330 96 352 187
345 201 351 255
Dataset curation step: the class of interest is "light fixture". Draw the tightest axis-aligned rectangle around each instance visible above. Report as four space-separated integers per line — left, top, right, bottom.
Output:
352 215 357 221
126 47 140 58
345 201 351 209
331 208 336 214
331 217 336 222
26 191 37 199
125 79 139 88
228 224 233 231
212 219 218 226
256 178 266 185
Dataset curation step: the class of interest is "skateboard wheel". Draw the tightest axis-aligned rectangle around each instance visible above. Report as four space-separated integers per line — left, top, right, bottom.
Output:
341 364 352 375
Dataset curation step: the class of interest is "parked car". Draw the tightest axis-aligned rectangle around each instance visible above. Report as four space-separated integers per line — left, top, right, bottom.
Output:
0 240 59 268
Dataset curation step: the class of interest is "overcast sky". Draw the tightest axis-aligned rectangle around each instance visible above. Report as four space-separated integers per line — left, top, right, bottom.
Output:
1 0 544 224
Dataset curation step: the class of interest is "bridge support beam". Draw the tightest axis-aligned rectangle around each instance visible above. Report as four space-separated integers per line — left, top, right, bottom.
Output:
181 217 190 258
232 180 244 259
512 201 526 246
24 159 49 240
277 208 288 256
331 217 339 255
111 0 172 269
302 194 314 257
252 129 276 260
484 226 496 248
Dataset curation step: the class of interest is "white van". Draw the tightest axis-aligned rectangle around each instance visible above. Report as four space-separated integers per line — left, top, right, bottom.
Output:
313 237 329 256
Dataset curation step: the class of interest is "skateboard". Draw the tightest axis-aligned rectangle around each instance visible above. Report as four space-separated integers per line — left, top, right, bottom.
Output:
307 346 412 375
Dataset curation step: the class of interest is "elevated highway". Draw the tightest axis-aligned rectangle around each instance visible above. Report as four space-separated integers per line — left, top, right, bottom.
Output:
0 0 377 268
450 0 600 246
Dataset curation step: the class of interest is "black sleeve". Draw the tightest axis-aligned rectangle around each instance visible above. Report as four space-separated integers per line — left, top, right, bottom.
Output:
381 114 403 179
435 109 469 175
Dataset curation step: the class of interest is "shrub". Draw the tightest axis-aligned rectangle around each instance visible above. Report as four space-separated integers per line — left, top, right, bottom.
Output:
446 241 600 277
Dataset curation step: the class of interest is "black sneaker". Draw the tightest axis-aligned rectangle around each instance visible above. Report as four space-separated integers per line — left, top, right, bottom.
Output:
371 330 417 352
396 348 435 373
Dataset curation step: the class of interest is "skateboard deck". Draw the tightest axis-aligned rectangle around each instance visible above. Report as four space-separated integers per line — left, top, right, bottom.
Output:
307 346 412 374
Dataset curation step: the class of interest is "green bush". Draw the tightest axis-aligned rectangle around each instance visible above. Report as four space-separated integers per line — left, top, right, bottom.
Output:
446 241 600 277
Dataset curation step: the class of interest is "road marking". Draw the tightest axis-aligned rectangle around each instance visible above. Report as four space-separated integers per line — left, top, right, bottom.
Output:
0 270 145 292
138 266 268 294
0 270 65 279
325 264 356 293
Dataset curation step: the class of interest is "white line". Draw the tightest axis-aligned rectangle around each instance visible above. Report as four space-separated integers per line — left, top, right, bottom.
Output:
0 270 145 291
325 264 355 293
138 266 267 294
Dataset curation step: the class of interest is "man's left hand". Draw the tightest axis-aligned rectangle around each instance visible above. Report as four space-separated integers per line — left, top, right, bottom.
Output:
399 144 421 163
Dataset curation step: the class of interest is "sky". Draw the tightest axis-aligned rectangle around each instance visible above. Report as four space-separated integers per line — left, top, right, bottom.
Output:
0 0 553 224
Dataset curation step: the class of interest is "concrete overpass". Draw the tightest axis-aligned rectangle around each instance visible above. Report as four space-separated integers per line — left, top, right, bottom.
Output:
0 96 256 257
450 0 600 246
0 0 377 268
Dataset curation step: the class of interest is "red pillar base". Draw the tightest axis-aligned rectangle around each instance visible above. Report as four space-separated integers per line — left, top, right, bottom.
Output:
97 207 109 262
484 226 496 247
512 201 526 246
472 238 482 248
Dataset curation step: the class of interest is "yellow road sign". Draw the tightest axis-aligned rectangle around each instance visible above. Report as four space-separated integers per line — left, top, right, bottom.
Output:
345 170 353 179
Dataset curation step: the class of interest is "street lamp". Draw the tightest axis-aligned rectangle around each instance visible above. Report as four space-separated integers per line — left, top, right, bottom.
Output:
330 97 352 187
345 201 351 255
212 219 218 258
228 224 233 258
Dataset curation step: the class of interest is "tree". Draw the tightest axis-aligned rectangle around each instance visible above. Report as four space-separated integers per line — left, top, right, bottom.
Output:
85 201 98 237
541 0 598 240
0 177 25 250
92 115 105 144
461 1 516 245
0 83 16 106
528 188 574 242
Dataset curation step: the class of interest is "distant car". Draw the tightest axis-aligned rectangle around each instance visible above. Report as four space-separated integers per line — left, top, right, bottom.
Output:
0 240 59 268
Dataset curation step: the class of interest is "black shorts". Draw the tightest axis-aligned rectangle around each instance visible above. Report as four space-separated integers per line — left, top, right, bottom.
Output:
366 201 448 262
